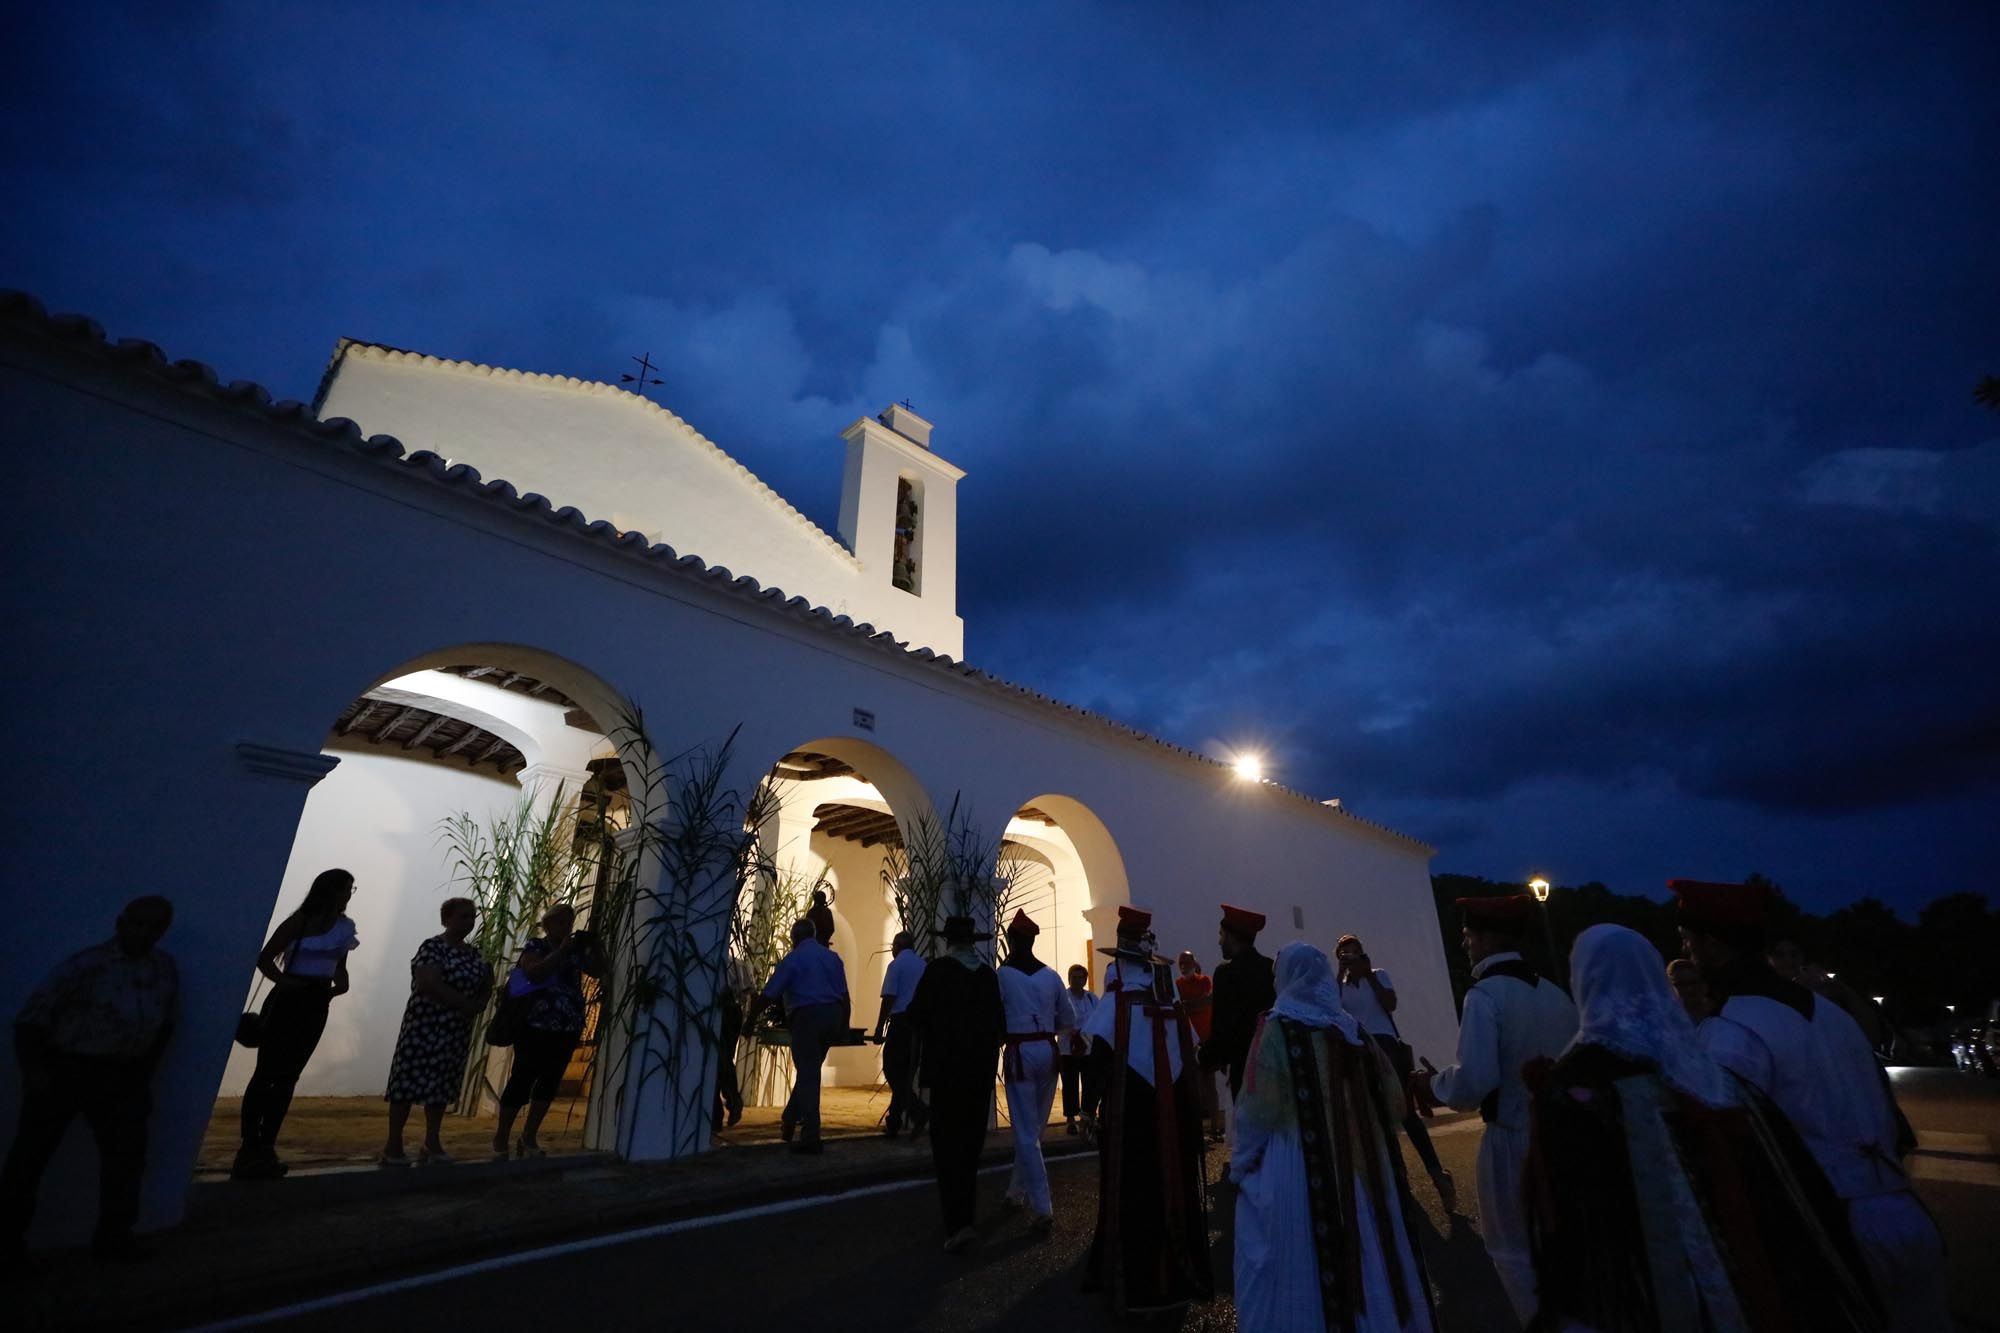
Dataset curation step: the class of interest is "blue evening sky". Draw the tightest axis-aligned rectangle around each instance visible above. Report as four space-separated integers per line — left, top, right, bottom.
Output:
6 2 1996 914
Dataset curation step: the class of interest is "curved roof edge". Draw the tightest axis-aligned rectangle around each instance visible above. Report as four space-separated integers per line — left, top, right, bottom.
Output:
0 290 1434 857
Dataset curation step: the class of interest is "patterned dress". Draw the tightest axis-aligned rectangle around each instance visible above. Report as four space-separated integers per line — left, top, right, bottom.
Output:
384 934 493 1104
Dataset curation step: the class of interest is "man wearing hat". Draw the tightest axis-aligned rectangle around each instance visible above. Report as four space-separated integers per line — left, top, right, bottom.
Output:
1677 878 1946 1331
1081 906 1213 1315
996 909 1075 1234
1200 904 1276 1153
1413 893 1578 1323
902 914 1004 1254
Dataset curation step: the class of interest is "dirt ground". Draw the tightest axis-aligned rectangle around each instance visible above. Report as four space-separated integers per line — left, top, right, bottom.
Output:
197 1084 913 1173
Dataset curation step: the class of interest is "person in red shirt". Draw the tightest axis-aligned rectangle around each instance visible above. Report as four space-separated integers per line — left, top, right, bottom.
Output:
1176 951 1222 1140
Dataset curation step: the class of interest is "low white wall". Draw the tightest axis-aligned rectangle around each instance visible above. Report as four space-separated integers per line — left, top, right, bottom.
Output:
216 746 522 1099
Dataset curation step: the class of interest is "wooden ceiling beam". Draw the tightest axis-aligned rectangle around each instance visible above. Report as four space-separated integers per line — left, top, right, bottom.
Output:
338 702 380 736
402 713 450 752
371 705 419 743
438 725 486 758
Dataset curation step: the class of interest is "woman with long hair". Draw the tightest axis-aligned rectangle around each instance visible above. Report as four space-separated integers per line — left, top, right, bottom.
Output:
235 868 359 1179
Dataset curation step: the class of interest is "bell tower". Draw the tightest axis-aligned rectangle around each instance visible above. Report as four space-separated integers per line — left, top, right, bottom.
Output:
838 402 965 639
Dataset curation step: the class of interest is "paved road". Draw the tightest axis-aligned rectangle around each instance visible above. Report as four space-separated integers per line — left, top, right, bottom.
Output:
193 1069 2000 1332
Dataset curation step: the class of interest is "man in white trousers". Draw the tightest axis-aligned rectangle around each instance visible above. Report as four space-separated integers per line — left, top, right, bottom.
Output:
1677 877 1948 1332
1414 893 1578 1325
995 909 1074 1235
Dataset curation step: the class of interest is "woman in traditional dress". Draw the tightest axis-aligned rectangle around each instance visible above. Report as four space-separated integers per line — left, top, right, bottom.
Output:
1232 940 1437 1333
1525 924 1882 1332
381 897 493 1164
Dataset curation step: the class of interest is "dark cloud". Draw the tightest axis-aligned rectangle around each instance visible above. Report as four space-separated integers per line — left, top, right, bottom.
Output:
5 0 1995 912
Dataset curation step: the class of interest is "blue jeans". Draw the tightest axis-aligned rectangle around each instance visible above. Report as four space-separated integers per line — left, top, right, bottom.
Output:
783 1003 847 1141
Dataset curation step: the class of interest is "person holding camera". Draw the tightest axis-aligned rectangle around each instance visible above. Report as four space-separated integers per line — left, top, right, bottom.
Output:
1333 934 1456 1211
491 903 602 1160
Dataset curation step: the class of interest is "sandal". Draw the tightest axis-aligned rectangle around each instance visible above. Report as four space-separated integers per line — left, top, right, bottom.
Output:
516 1139 546 1159
417 1146 455 1166
376 1151 411 1168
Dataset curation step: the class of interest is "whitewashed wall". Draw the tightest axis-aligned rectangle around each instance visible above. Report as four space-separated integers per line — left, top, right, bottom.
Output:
214 747 522 1098
0 320 1448 1246
319 348 966 659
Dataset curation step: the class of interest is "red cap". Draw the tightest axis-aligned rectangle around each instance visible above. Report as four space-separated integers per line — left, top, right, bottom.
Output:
1115 905 1152 935
1457 894 1534 930
1007 909 1039 937
1670 879 1769 932
1220 904 1267 935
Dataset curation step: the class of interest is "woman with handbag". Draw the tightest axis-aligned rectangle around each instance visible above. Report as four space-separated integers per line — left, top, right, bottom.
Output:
380 897 492 1165
1334 934 1457 1212
235 868 359 1180
491 904 601 1160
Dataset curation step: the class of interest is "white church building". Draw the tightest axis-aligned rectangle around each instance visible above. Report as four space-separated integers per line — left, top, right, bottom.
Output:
0 290 1453 1246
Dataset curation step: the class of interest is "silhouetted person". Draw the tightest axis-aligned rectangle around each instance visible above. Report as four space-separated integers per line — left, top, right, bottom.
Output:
3 896 178 1262
237 868 358 1179
807 890 836 947
712 959 748 1134
492 903 603 1159
872 930 926 1136
747 917 850 1154
1335 932 1458 1212
903 914 1004 1253
381 897 491 1164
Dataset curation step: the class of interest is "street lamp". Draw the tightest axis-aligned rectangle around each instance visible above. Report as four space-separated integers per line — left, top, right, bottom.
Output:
1527 877 1563 981
1231 753 1264 782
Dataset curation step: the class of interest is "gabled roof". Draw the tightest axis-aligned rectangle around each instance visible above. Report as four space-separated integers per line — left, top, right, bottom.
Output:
315 336 859 567
0 291 1434 855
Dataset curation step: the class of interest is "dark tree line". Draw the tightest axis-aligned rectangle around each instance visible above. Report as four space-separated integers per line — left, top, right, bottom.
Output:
1431 872 1998 1030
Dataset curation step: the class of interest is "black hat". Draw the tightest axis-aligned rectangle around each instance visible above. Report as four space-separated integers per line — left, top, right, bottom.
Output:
939 914 991 944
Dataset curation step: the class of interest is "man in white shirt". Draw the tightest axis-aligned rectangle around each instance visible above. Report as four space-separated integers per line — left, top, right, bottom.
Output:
1414 894 1578 1324
1335 933 1456 1211
1676 878 1947 1332
1060 964 1100 1136
996 910 1074 1233
872 930 927 1137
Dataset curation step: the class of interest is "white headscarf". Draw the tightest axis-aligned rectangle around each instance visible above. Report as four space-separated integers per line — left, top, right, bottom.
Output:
1270 941 1362 1042
1567 924 1737 1108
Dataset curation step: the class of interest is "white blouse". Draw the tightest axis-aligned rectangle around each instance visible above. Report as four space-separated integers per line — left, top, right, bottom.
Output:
287 915 360 977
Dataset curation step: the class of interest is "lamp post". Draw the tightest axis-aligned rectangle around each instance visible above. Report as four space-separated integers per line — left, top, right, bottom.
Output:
1528 877 1563 982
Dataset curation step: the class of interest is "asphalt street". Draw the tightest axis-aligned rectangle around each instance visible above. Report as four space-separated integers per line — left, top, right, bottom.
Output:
192 1069 1999 1333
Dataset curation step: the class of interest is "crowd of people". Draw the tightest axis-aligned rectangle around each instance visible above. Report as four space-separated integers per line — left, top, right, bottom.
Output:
741 881 1951 1329
4 873 1961 1331
1 871 609 1263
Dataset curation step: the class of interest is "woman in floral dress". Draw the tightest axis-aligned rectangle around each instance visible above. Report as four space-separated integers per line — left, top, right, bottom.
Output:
381 897 492 1164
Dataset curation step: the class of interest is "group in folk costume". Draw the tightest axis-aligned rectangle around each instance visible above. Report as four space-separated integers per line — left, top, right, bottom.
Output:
1081 905 1215 1316
1674 880 1949 1333
1232 941 1438 1333
1414 893 1579 1324
1526 923 1884 1333
997 910 1076 1231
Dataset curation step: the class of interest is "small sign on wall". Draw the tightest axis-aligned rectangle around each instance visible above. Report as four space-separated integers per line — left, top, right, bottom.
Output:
852 708 876 731
1292 905 1305 929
